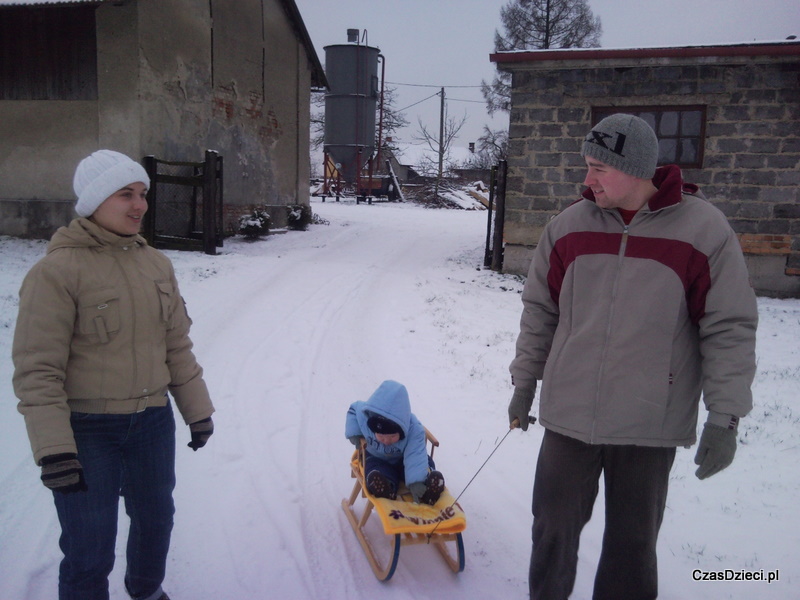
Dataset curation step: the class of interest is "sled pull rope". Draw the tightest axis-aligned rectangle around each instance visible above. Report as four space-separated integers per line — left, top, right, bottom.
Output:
426 416 536 540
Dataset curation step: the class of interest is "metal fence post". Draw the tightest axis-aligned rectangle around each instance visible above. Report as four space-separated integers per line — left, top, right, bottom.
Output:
142 155 157 245
491 160 507 272
202 150 218 256
484 165 497 268
216 154 224 247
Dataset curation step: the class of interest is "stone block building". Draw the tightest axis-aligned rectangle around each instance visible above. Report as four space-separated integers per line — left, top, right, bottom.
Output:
491 40 800 298
0 0 326 238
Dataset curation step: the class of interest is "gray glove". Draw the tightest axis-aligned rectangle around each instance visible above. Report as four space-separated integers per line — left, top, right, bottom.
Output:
508 385 536 431
694 423 737 480
348 435 364 447
408 481 427 504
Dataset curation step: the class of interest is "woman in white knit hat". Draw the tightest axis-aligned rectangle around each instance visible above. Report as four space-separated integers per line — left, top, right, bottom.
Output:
12 150 216 600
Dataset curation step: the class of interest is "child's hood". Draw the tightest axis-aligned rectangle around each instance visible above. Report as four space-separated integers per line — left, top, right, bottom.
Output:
364 380 412 438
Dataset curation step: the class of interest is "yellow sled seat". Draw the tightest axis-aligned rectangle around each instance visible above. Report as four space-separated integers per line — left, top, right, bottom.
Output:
341 429 467 581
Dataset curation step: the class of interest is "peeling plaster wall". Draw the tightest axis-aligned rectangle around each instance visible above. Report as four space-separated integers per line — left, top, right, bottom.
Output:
0 0 316 237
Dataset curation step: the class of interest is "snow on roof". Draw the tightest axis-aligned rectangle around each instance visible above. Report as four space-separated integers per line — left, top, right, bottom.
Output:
493 37 800 55
491 38 800 64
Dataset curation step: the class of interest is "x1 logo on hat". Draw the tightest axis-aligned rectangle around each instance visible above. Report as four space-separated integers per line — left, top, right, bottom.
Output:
585 130 627 157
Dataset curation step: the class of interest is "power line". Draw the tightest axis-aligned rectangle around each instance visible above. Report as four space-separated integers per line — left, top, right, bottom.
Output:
396 91 442 112
386 80 483 89
396 88 486 113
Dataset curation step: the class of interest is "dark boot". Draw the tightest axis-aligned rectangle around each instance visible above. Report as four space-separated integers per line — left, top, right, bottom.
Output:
420 470 445 505
366 470 397 500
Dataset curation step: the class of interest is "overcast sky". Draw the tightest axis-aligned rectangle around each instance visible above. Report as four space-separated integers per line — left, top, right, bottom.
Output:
294 0 800 155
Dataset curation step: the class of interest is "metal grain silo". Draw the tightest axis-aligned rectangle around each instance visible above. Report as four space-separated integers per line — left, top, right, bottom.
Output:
323 38 380 185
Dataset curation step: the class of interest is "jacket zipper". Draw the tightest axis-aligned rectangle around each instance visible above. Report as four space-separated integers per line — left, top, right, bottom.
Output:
590 222 629 443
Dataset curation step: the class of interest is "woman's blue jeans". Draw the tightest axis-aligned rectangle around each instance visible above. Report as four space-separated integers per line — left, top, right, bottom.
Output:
52 403 176 600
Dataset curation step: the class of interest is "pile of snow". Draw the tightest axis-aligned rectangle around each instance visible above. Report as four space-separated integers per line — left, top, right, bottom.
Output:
438 181 489 210
405 181 488 210
0 199 797 599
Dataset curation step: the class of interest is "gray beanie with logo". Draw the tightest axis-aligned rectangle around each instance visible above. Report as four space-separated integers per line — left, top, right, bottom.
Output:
581 114 659 179
73 150 150 217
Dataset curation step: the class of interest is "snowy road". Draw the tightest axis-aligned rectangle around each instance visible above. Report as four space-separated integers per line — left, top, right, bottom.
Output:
170 202 520 599
1 199 798 599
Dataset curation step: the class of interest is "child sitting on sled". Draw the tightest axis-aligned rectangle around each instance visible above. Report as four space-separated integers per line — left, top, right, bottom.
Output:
345 380 445 505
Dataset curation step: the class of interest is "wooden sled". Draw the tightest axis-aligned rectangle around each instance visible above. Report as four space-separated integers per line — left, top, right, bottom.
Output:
341 429 466 581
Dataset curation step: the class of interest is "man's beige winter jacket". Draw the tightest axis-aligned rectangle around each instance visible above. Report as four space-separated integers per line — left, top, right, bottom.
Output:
13 218 214 464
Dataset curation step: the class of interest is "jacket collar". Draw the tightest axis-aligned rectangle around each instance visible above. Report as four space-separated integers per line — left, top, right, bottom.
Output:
581 164 698 212
48 218 148 254
648 165 697 211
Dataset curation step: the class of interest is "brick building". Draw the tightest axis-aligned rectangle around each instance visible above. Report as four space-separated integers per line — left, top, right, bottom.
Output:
491 40 800 298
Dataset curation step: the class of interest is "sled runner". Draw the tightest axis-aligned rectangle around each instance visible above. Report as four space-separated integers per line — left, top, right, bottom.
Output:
341 429 466 581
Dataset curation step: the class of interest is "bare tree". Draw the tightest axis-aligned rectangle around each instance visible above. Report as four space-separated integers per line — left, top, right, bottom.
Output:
458 126 510 169
413 114 467 165
310 90 325 151
413 153 440 178
413 104 467 199
482 0 602 115
479 126 509 164
377 85 410 158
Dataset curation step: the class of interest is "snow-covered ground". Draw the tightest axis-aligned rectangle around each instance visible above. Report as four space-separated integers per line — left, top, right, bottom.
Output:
1 199 797 599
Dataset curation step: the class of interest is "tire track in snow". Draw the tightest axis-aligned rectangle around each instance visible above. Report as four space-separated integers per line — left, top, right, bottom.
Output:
176 237 380 595
288 207 486 595
176 212 424 596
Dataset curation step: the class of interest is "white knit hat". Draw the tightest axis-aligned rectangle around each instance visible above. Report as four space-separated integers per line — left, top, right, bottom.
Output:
73 150 150 217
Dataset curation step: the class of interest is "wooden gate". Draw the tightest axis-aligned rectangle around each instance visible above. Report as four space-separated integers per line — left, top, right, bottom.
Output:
142 150 223 255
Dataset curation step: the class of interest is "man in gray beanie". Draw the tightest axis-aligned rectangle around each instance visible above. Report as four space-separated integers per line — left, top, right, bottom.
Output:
13 149 215 600
507 114 757 599
581 112 660 179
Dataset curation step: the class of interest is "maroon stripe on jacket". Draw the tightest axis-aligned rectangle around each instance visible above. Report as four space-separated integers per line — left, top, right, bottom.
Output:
549 231 710 324
548 231 623 304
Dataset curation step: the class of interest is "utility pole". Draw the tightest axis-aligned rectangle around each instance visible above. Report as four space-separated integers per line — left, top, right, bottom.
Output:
434 86 445 201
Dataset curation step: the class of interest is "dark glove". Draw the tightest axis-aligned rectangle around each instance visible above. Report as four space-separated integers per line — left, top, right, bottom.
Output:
40 453 87 494
188 417 214 451
508 385 536 431
348 435 364 447
694 423 737 480
408 481 427 504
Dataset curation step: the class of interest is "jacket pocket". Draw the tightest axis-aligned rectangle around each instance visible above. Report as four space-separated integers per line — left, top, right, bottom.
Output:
155 280 175 324
78 290 121 343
